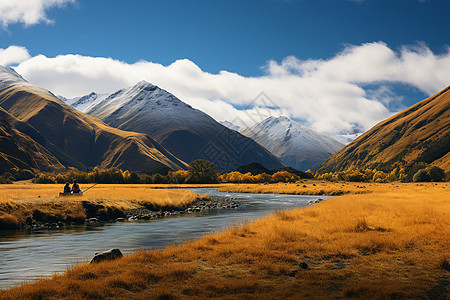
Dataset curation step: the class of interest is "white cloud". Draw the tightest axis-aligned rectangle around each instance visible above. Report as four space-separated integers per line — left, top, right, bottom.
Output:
0 0 75 28
0 46 30 66
2 42 450 136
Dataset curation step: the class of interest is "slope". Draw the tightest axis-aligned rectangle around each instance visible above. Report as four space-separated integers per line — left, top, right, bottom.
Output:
317 86 450 173
0 107 65 172
0 66 187 171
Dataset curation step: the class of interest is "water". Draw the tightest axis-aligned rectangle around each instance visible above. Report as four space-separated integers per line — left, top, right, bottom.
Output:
0 188 328 289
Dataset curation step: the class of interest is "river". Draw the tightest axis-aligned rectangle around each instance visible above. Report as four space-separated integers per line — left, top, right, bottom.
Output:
0 188 328 289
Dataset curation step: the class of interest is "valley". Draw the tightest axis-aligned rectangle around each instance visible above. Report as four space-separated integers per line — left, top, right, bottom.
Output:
0 182 448 299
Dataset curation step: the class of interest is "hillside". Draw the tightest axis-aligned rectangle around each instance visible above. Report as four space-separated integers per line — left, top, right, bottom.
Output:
317 86 450 173
241 116 344 171
84 81 284 171
0 66 187 172
0 108 65 172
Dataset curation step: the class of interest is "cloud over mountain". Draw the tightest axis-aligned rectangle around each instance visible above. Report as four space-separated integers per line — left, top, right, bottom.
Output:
1 42 449 137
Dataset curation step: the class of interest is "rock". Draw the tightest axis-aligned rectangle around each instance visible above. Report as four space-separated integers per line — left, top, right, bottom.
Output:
87 217 99 223
90 249 123 263
116 217 126 222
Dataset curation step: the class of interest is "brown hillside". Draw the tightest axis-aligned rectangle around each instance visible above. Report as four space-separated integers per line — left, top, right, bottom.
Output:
0 67 187 171
317 86 450 173
0 108 65 172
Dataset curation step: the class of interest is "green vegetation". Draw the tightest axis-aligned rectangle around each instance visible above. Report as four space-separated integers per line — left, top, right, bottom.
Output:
0 169 34 184
412 166 446 182
186 159 219 183
316 165 447 183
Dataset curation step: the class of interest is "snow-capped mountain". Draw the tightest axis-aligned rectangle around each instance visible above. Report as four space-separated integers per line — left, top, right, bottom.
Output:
61 92 108 112
81 80 283 171
219 120 241 132
241 116 344 171
0 66 187 172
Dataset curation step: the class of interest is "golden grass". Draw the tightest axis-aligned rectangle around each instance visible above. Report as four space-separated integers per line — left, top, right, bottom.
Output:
1 182 449 299
218 180 374 195
0 184 207 228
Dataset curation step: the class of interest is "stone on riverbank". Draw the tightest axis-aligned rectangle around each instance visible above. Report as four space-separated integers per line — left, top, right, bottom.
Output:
91 249 123 264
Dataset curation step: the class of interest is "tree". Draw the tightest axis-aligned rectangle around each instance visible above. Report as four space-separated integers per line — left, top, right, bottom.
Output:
186 159 219 183
425 166 445 182
412 169 430 182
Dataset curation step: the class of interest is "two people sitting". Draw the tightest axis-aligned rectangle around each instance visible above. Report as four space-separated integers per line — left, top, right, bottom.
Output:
63 180 81 194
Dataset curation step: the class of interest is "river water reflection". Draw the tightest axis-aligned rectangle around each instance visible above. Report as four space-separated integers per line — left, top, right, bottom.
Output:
0 188 328 288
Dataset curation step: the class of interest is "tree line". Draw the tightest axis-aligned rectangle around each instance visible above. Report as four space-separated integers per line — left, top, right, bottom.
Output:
2 159 448 185
315 166 448 183
31 160 313 185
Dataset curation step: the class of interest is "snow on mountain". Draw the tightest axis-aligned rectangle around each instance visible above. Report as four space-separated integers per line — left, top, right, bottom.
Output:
334 133 363 145
241 116 344 171
0 66 56 99
61 92 108 112
219 120 241 131
85 81 194 123
84 80 284 171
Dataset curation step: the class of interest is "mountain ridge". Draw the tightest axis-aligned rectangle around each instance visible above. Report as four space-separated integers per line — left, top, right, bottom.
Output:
317 85 450 174
0 66 188 172
82 81 284 171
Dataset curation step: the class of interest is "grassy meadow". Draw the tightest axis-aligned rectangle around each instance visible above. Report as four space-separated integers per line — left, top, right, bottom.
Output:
218 180 374 195
1 181 449 299
0 183 208 229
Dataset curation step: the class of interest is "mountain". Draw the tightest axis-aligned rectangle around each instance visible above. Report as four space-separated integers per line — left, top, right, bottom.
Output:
0 66 187 172
60 92 108 112
317 86 450 174
219 120 241 132
83 81 284 171
0 107 65 172
241 116 344 171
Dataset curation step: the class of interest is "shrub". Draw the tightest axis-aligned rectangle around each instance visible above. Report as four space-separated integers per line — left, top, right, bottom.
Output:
425 166 445 182
412 169 430 182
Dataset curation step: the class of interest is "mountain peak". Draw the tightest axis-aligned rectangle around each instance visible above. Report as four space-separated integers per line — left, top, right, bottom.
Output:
133 80 157 91
0 65 25 82
242 115 344 171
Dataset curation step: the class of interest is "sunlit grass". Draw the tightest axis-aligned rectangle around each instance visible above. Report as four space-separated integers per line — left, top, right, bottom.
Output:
218 179 375 195
0 184 207 229
1 182 448 299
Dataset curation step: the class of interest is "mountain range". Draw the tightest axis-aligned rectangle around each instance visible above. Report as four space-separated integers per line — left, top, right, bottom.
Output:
0 66 187 172
73 81 284 171
241 116 344 171
2 64 447 176
317 85 450 174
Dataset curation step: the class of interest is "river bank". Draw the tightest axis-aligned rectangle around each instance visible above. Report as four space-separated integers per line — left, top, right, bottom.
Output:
218 180 374 195
2 182 449 299
0 184 217 231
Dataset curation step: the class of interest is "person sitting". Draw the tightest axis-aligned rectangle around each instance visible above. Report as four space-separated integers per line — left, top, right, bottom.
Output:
63 182 71 194
71 180 81 194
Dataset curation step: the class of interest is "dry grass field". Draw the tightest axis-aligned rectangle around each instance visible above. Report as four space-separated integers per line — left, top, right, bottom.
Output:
218 180 373 195
0 183 208 229
1 182 449 299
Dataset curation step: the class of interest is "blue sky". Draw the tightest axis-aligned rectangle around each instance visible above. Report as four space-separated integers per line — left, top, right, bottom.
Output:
2 0 448 76
0 0 449 139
